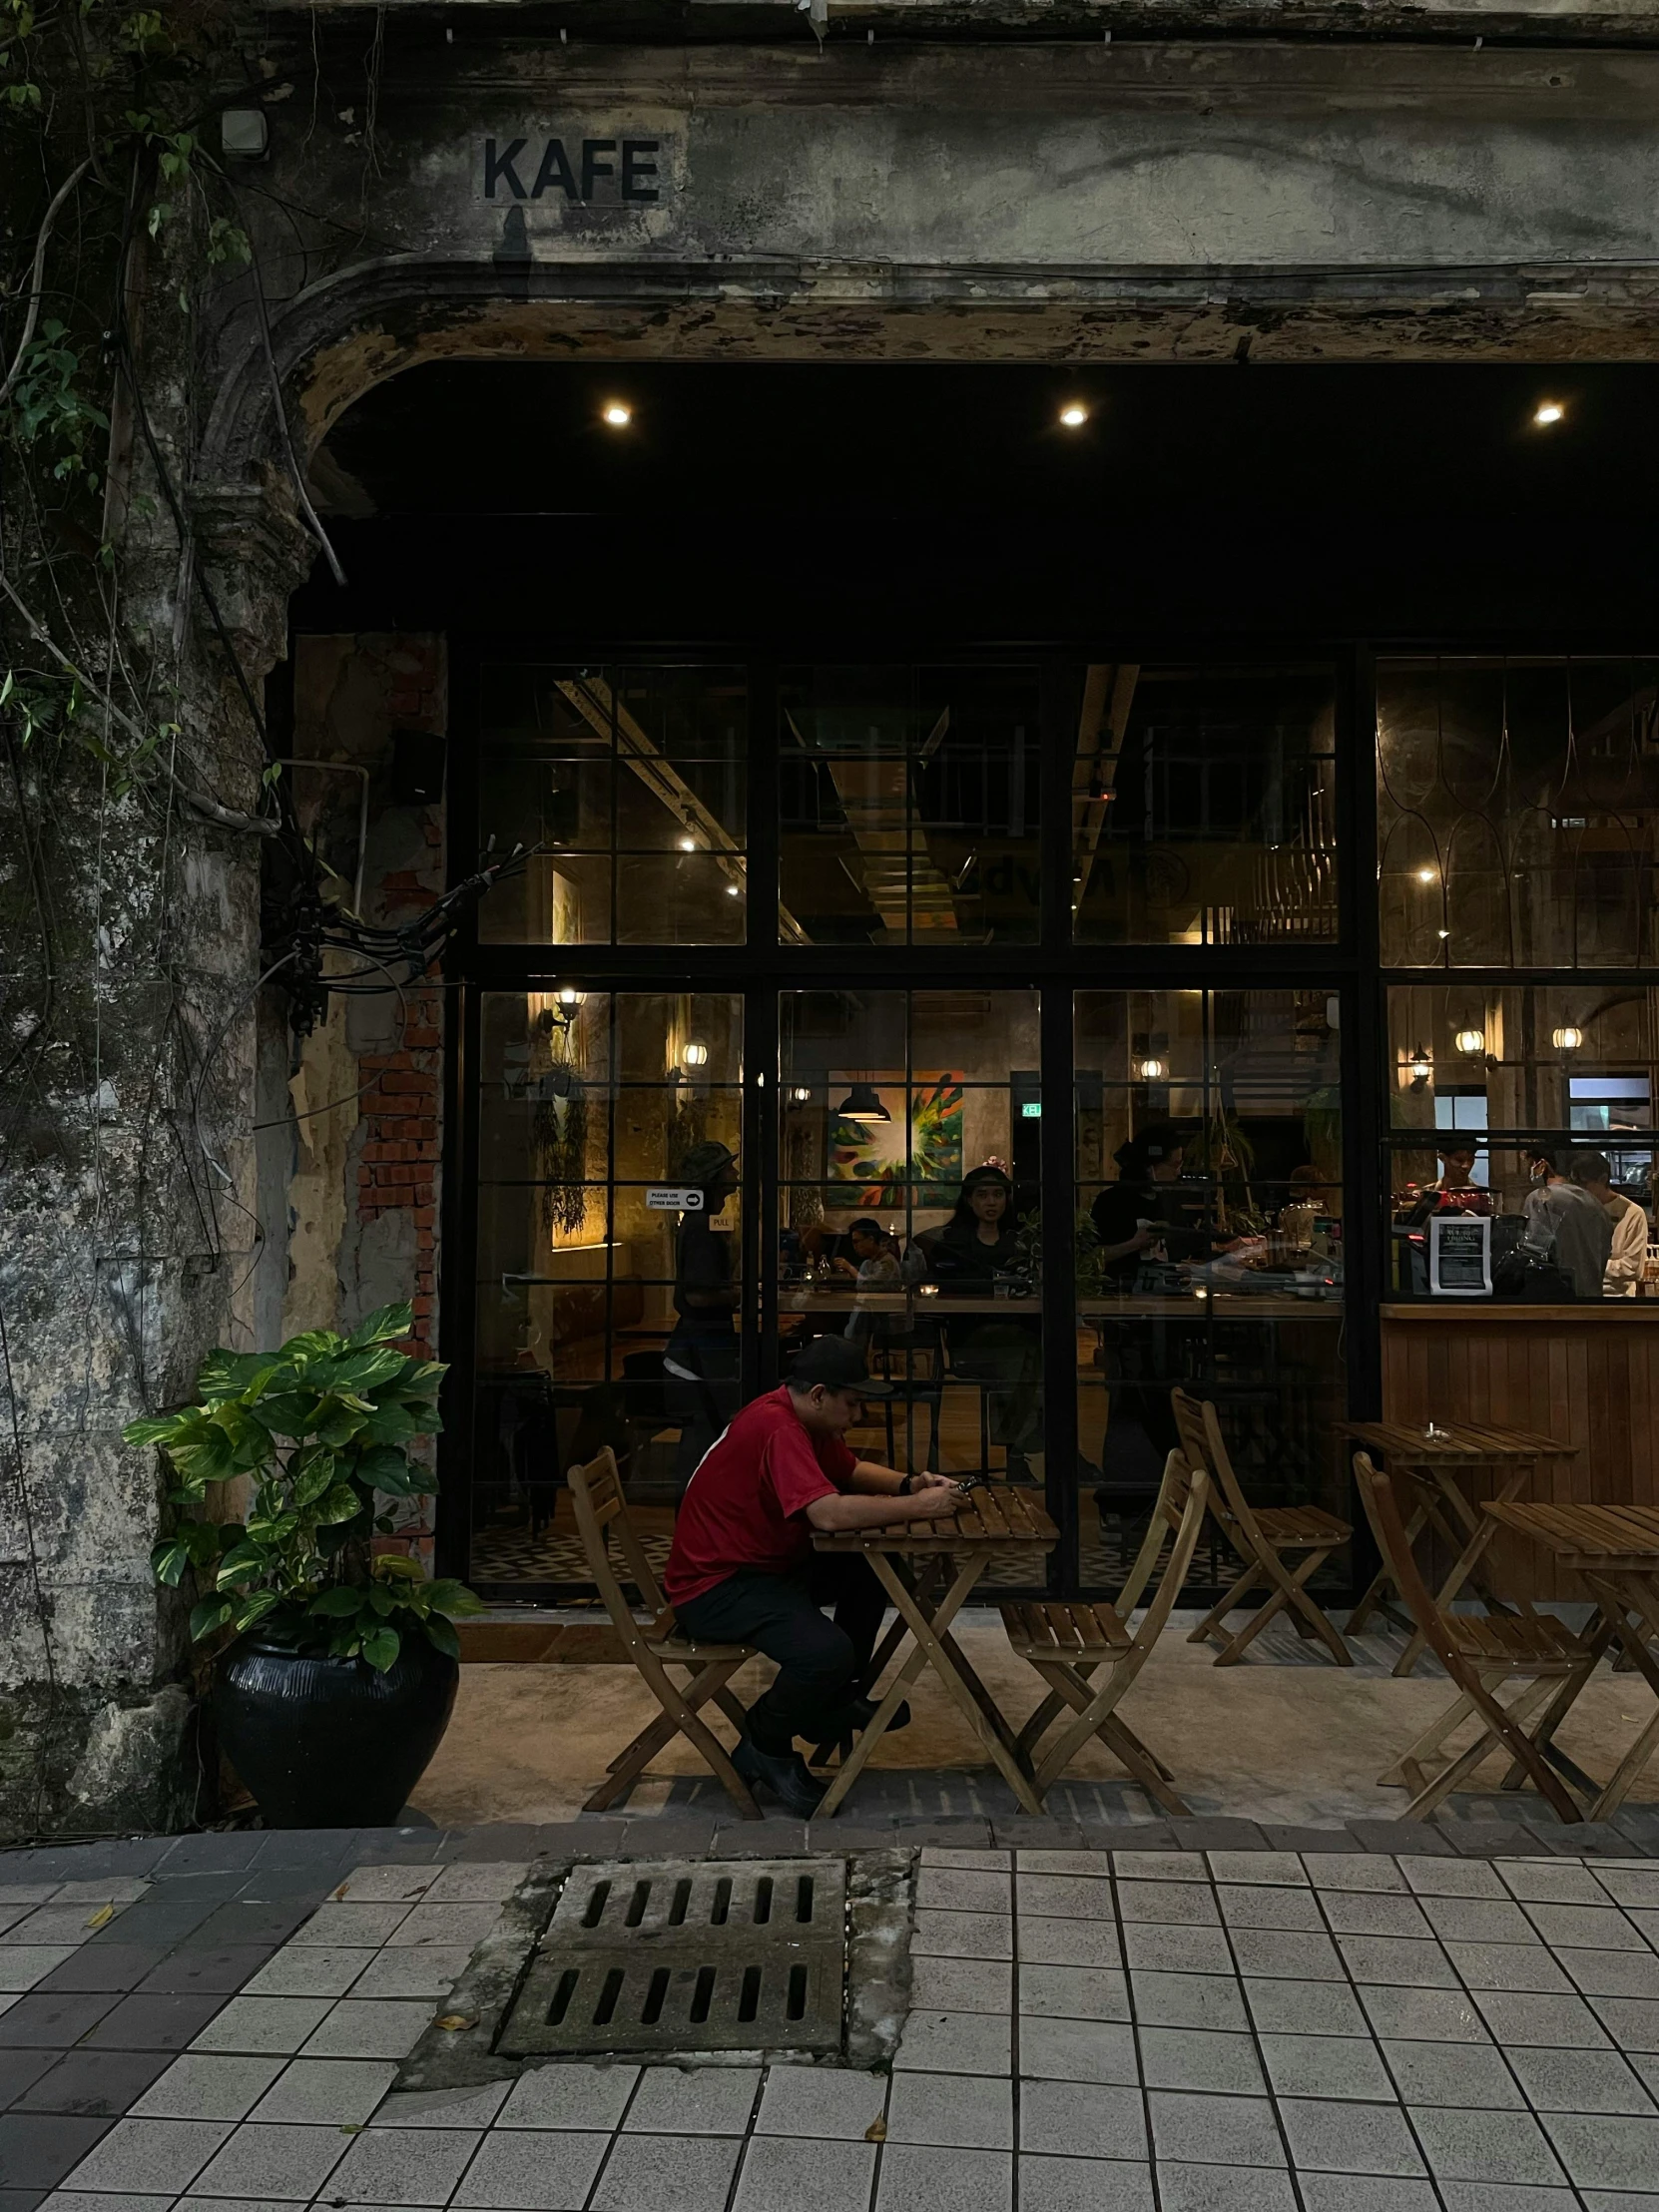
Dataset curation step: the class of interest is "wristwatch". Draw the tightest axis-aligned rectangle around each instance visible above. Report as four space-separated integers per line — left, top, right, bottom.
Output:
898 1473 918 1495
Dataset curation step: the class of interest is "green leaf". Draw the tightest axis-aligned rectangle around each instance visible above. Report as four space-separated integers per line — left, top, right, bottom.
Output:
373 1554 424 1582
124 1412 190 1447
426 1579 487 1618
216 1537 275 1586
344 1302 414 1350
316 1402 368 1448
292 1451 338 1507
354 1400 420 1445
151 1539 190 1586
196 1350 277 1404
234 1591 282 1633
246 1391 320 1436
361 1627 401 1672
367 1585 397 1617
280 1329 345 1366
422 1615 461 1660
313 1482 364 1527
189 1597 234 1641
313 1347 407 1395
309 1587 366 1618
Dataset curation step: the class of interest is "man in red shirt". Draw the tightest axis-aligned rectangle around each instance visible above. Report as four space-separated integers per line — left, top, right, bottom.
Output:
666 1336 960 1815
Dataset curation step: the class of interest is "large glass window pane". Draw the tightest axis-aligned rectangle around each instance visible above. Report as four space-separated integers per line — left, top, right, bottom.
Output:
779 988 1044 1579
1385 983 1657 1299
1073 664 1338 945
470 989 744 1596
780 667 1041 945
1075 988 1348 1592
1378 657 1659 967
478 665 748 944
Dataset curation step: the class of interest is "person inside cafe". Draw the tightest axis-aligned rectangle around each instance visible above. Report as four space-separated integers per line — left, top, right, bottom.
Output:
1395 1139 1492 1227
664 1140 743 1488
665 1336 961 1816
1569 1148 1650 1297
927 1164 1043 1479
1522 1145 1612 1298
1091 1123 1211 1278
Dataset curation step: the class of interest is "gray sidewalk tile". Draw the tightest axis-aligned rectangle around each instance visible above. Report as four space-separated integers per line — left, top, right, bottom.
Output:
1259 2033 1394 2102
624 2066 760 2135
909 1958 1010 2014
919 1850 1010 1872
732 2134 875 2212
1593 1869 1659 1910
593 2134 742 2212
451 2129 613 2210
0 2118 113 2190
2 1911 128 1949
1014 2016 1138 2084
297 1999 431 2059
1296 2179 1437 2212
754 2067 887 2141
1565 1948 1659 1999
60 2117 231 2194
373 2085 512 2130
1016 1965 1128 2021
332 1869 437 1904
1112 1854 1205 1882
1130 1971 1248 2031
0 2050 56 2107
1015 1876 1115 1922
182 1908 310 1953
1208 1853 1306 1887
1154 2161 1297 2212
1016 1920 1120 1967
1434 2188 1577 2212
1498 1862 1609 1906
248 2058 396 2125
1359 1986 1490 2043
12 2052 170 2117
1506 2044 1657 2114
138 1949 277 1998
1421 1898 1539 1945
872 2143 1010 2212
1015 1853 1111 1878
35 1947 170 1996
1472 1988 1610 2046
424 1864 527 1905
1016 2152 1154 2212
911 1911 1011 1961
383 1904 500 1950
346 1946 472 2001
241 1949 364 1999
1244 1979 1368 2038
0 1996 120 2048
885 2070 1012 2150
1337 1936 1457 1988
190 2000 332 2056
1017 2081 1146 2161
84 1994 228 2051
1115 1883 1219 1928
1132 1920 1238 1972
1526 1903 1645 1950
287 1905 411 1948
1319 1894 1433 1938
1278 2097 1425 2176
1379 2039 1523 2108
325 2125 479 2204
1216 1886 1323 1933
1410 2105 1569 2186
1541 2110 1659 2191
1398 1858 1504 1898
0 1961 81 2002
1304 1857 1407 1893
497 2065 638 2132
1138 2026 1265 2095
893 2008 1010 2075
1228 1930 1345 1981
1148 2091 1286 2169
40 2193 177 2212
1593 1996 1659 2049
1446 1941 1573 1993
914 1870 1009 1914
131 2056 283 2122
189 2120 351 2201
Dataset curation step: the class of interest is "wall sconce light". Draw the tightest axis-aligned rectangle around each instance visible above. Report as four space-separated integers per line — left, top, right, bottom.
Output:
1415 865 1438 884
1454 1028 1485 1056
1406 1045 1432 1088
546 985 584 1031
682 1041 710 1068
1551 1025 1583 1051
1136 1057 1167 1081
788 1085 813 1106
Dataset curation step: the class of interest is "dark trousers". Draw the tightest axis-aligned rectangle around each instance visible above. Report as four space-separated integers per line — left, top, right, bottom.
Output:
675 1553 886 1756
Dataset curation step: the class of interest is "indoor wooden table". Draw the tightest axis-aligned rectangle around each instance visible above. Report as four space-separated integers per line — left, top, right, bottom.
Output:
1339 1419 1577 1677
1482 1500 1659 1817
810 1483 1058 1818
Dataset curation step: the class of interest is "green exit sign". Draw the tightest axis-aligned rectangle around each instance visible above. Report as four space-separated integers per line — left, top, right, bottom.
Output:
1020 1100 1042 1119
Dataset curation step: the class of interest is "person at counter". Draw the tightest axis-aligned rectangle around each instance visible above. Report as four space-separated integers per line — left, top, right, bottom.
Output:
665 1337 960 1816
1570 1149 1650 1297
1522 1146 1612 1298
1091 1125 1210 1281
664 1140 743 1487
928 1164 1043 1478
1394 1140 1492 1229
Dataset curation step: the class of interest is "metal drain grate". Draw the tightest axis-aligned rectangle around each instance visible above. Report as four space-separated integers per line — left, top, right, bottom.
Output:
497 1858 847 2057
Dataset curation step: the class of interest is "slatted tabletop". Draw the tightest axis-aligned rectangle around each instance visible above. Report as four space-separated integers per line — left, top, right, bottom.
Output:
1338 1419 1577 1464
1484 1500 1659 1568
812 1485 1058 1554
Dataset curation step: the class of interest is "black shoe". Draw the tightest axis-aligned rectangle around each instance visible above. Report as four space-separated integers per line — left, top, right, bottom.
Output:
809 1696 911 1770
733 1736 826 1817
843 1694 911 1733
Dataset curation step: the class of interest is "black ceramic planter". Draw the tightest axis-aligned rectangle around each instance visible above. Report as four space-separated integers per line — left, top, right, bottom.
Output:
213 1623 459 1829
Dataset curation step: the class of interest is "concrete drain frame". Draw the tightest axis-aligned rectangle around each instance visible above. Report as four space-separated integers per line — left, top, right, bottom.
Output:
398 1849 912 2089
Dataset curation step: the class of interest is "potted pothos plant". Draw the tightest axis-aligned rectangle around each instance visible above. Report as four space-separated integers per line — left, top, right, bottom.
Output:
126 1301 482 1829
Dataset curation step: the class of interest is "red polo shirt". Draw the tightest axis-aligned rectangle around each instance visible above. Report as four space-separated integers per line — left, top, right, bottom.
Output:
664 1385 856 1606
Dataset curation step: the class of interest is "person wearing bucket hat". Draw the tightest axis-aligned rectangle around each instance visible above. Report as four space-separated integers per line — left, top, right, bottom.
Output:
664 1141 743 1486
666 1336 962 1816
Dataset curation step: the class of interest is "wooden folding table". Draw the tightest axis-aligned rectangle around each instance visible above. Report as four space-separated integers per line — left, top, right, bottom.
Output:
1483 1500 1659 1818
811 1485 1058 1817
1339 1419 1574 1676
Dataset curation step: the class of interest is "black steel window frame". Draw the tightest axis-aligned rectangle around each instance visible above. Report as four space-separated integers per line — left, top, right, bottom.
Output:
437 635 1377 1601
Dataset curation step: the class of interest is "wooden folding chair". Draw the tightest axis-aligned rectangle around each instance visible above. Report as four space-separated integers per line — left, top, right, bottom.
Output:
566 1448 761 1820
999 1454 1210 1811
1353 1452 1603 1824
1172 1386 1354 1667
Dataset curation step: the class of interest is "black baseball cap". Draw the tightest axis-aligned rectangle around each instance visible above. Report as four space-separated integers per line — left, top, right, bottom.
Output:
788 1338 894 1395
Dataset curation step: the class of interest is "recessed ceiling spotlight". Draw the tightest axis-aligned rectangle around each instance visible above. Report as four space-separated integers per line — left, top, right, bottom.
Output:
1058 402 1089 429
1532 400 1565 428
601 401 633 428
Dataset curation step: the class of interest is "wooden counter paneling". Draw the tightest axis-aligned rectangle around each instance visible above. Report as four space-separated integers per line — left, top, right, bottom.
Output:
1381 1308 1659 1599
